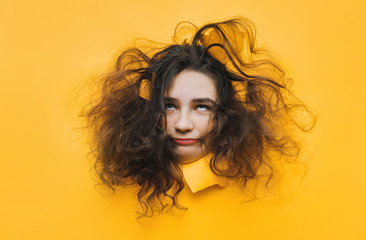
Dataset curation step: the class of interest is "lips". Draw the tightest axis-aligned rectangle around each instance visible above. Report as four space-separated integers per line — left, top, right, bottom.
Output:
173 138 199 145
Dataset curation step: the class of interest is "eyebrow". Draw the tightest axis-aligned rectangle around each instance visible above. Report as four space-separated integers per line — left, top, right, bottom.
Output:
192 98 216 105
164 97 216 105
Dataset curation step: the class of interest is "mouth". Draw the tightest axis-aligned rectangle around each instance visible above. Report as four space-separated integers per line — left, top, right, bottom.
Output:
173 138 199 145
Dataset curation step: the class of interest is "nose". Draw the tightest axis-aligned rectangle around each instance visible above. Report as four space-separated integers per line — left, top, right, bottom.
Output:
174 110 193 133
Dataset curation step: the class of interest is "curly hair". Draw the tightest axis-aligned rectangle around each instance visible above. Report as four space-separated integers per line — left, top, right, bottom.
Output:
81 17 314 217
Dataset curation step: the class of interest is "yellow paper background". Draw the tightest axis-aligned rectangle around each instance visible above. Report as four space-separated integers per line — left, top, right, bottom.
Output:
1 0 365 239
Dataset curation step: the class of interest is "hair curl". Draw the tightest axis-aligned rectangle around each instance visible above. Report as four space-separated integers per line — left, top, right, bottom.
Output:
81 17 315 217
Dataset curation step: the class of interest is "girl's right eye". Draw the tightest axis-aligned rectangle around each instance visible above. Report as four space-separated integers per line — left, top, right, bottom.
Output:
165 103 176 111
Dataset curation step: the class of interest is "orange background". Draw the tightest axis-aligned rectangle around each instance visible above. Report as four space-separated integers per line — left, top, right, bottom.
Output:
1 0 365 239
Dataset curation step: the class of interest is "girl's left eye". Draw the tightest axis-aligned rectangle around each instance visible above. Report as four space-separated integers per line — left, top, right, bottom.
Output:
196 105 211 112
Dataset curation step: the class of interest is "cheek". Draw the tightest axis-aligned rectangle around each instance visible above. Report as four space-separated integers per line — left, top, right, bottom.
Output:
165 115 175 134
197 116 215 134
206 118 215 132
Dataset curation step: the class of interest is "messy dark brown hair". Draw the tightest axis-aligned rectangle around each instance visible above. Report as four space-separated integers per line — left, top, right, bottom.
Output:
81 17 314 217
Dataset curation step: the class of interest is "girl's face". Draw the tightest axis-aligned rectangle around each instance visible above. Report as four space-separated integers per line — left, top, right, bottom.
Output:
164 69 217 164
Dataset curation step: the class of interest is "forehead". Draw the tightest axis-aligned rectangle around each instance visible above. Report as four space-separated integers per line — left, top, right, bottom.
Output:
167 69 217 100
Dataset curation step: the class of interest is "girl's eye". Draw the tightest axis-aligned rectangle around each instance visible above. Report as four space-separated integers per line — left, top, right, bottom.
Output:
196 105 211 112
165 103 176 111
